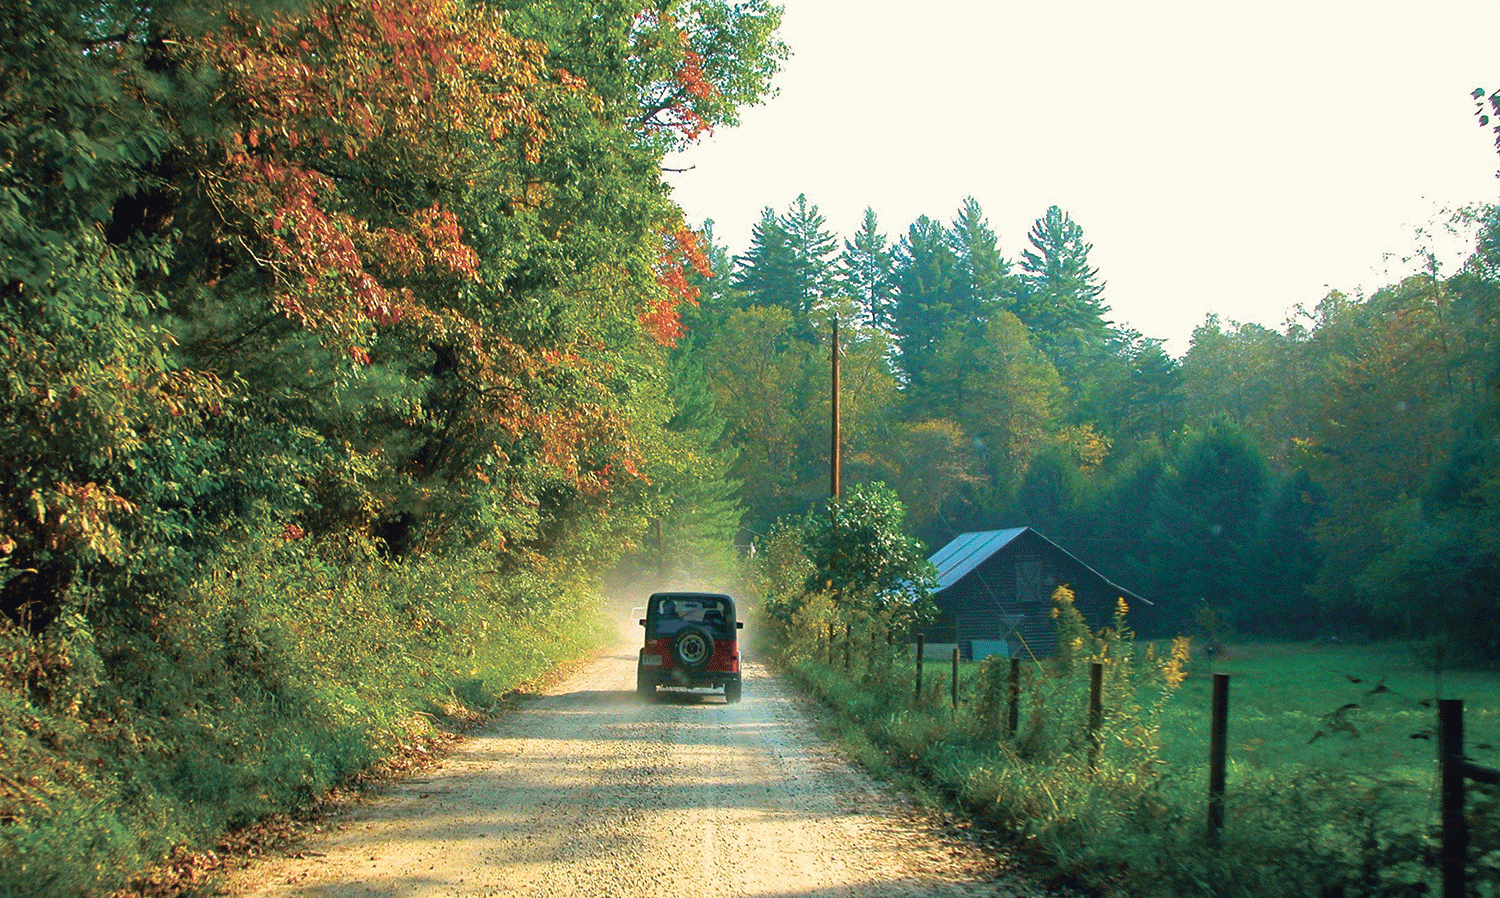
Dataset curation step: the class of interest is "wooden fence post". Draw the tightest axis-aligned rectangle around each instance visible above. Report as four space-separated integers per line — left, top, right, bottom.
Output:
1208 673 1230 848
826 622 833 666
1436 699 1500 898
1087 662 1104 770
915 634 925 701
1441 699 1468 898
951 647 960 714
843 622 851 670
1007 658 1021 737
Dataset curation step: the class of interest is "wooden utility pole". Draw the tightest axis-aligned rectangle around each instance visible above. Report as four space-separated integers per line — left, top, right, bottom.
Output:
830 317 841 501
828 319 843 636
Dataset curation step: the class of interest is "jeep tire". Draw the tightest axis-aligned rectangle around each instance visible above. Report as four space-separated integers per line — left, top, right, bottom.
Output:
636 661 655 699
671 626 714 672
724 678 742 704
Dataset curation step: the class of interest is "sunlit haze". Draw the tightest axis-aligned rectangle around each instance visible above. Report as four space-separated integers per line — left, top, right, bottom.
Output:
667 0 1500 355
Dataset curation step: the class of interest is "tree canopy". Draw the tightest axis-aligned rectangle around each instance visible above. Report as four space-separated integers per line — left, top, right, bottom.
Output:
0 0 786 625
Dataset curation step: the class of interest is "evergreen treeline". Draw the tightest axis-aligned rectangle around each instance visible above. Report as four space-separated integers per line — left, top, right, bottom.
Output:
684 194 1500 654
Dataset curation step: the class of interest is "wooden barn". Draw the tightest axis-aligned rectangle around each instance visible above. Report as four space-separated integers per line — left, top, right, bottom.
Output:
915 528 1144 661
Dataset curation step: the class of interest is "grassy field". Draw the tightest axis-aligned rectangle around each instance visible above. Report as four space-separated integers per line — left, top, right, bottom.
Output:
1150 640 1500 896
780 631 1500 898
1165 639 1500 800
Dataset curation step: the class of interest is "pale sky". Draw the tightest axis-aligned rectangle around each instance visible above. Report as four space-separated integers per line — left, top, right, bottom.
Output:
665 1 1500 356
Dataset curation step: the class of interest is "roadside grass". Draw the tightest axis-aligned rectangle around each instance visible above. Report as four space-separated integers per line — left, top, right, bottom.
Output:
774 618 1500 897
0 535 608 898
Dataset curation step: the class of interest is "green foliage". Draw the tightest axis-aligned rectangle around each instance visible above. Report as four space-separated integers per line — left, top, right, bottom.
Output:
1113 336 1186 444
706 176 1500 656
795 483 936 633
0 0 787 618
838 207 897 332
920 312 1065 499
1317 213 1500 654
1014 205 1111 381
612 335 744 581
1008 444 1085 537
0 534 604 898
888 197 1016 394
892 214 965 389
1144 420 1271 624
1474 86 1500 159
0 0 784 891
746 517 815 632
1180 317 1305 464
946 196 1016 321
688 297 902 533
765 585 1194 892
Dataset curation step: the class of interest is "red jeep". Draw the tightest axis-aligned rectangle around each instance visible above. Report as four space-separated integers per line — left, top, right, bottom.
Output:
637 591 743 703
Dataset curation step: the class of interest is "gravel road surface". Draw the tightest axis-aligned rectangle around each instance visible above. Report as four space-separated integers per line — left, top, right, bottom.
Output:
223 617 1051 898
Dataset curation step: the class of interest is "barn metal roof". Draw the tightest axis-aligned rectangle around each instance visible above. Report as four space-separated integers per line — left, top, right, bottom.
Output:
929 528 1029 589
928 527 1146 602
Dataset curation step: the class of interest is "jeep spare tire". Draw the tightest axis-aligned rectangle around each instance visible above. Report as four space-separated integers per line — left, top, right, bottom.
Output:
672 626 713 671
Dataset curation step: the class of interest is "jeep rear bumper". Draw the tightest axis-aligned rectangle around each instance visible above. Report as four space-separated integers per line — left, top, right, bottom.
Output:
644 668 740 689
637 654 740 691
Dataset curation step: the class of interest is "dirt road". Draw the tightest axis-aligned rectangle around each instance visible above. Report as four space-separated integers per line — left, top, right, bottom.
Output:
223 621 1049 898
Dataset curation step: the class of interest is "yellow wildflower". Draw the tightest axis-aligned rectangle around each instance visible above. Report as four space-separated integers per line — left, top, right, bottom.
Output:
1161 635 1191 689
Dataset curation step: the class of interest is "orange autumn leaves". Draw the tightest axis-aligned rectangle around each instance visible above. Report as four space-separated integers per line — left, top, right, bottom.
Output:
648 224 712 345
194 0 551 345
631 8 723 142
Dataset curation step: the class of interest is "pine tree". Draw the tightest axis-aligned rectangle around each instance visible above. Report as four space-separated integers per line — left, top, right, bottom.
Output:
839 207 896 332
733 206 793 308
732 194 839 318
946 197 1015 323
1016 205 1111 356
891 215 962 389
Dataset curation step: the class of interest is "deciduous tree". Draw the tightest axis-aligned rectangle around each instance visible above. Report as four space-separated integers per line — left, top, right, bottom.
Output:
798 482 936 633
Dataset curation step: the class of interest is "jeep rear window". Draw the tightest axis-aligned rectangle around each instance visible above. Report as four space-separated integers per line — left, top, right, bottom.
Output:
652 596 734 640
